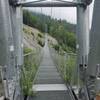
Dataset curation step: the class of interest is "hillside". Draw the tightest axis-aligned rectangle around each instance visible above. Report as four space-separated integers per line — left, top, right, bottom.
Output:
23 24 58 50
23 24 43 50
23 10 76 53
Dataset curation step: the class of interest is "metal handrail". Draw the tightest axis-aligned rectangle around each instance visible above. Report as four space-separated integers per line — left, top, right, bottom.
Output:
55 0 83 5
24 52 36 57
66 84 76 100
49 47 78 100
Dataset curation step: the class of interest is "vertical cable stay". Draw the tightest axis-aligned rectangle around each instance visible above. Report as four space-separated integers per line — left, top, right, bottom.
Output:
50 0 52 18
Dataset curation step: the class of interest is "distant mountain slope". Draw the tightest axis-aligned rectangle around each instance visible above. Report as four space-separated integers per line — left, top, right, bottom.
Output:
23 10 76 53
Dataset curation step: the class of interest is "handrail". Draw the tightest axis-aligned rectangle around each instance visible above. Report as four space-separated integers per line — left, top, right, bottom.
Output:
24 52 36 57
85 85 90 100
49 47 78 100
67 84 79 100
66 84 76 100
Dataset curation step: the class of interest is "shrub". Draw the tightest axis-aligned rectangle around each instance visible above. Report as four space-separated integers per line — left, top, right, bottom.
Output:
20 57 38 99
23 27 31 35
37 37 45 47
53 44 60 51
38 33 43 38
65 55 77 84
21 48 39 99
24 47 32 54
31 32 34 36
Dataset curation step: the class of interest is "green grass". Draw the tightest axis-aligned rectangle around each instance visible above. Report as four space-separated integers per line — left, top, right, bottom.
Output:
65 55 77 84
60 54 77 85
20 62 37 96
37 37 45 47
53 44 60 51
50 48 77 85
20 47 41 97
23 27 31 35
24 47 33 54
38 33 44 38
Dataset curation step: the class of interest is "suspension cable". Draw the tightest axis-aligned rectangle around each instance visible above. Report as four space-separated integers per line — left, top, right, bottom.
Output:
54 0 83 5
54 0 77 3
55 0 93 5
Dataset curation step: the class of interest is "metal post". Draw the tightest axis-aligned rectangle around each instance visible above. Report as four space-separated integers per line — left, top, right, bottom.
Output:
15 6 23 100
76 3 90 100
0 0 16 99
87 0 100 99
87 0 100 80
9 1 23 99
77 5 89 76
10 5 23 66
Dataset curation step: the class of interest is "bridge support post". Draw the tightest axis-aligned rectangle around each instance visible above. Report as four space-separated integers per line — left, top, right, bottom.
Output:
0 0 23 100
0 0 16 99
76 4 90 100
87 0 100 99
9 1 23 100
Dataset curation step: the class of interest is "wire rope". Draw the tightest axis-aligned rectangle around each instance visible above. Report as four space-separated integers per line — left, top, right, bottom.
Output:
54 0 76 3
20 0 47 5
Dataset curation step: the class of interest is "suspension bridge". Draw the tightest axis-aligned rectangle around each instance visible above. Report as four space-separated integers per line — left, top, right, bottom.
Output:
30 36 73 100
0 0 100 100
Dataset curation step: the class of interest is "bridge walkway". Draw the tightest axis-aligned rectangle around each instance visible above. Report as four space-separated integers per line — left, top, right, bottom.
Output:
29 41 72 100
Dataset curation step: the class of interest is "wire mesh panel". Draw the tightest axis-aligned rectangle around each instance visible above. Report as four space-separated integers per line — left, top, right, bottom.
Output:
49 47 78 87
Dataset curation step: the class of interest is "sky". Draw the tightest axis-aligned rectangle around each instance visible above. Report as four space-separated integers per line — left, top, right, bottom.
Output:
25 0 94 27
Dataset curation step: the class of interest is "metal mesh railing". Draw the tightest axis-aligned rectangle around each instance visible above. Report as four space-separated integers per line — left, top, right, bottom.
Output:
49 47 80 100
49 47 79 95
20 48 43 97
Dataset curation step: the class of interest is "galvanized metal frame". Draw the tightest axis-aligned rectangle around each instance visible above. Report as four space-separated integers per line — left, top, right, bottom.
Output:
0 0 93 100
17 0 84 7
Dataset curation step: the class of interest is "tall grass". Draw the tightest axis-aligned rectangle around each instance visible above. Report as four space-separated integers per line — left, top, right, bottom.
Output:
50 47 77 86
20 47 42 98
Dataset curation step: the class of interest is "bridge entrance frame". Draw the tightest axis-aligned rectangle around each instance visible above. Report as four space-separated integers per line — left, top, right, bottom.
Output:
0 0 94 100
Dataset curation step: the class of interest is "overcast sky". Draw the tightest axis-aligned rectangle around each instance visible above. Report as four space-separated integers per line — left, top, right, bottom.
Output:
25 0 94 27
